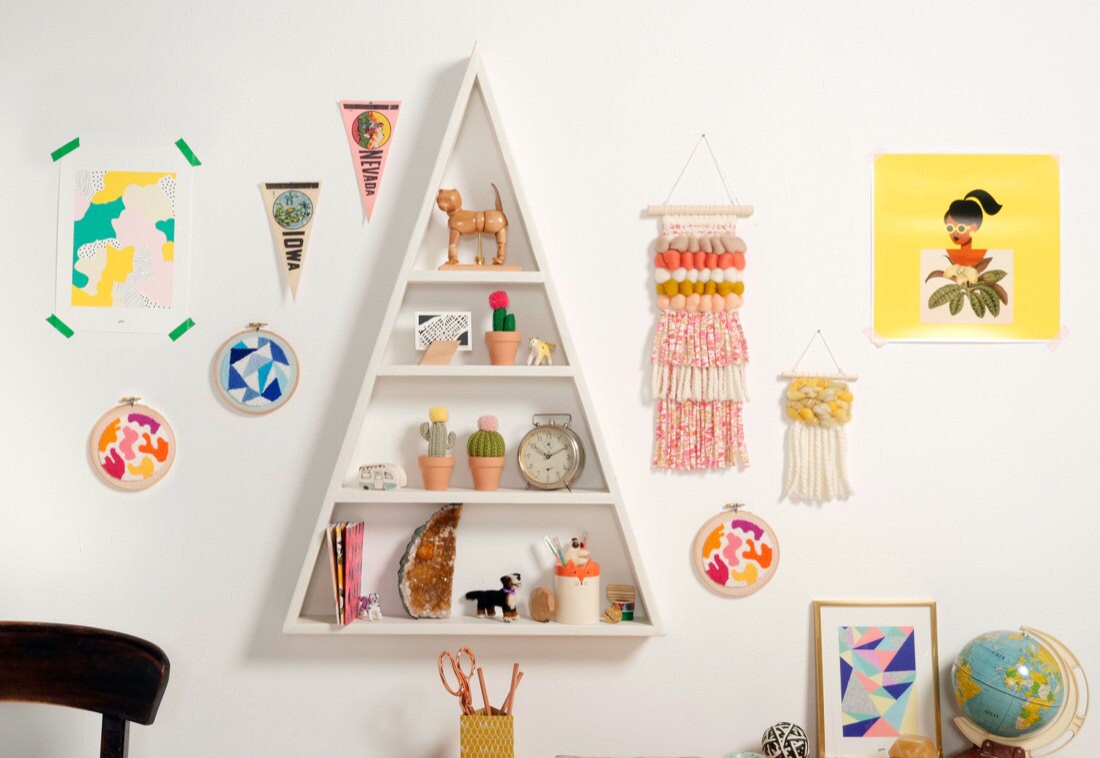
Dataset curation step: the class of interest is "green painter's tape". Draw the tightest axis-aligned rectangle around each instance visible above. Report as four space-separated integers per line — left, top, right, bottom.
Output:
174 138 201 166
168 317 196 341
47 314 74 338
51 138 80 162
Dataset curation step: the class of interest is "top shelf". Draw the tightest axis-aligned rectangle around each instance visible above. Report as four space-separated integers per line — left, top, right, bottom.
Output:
407 271 544 285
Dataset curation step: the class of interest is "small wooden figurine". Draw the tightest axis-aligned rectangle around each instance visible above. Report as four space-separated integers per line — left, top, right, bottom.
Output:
526 337 557 366
529 587 555 622
436 183 519 270
464 573 522 622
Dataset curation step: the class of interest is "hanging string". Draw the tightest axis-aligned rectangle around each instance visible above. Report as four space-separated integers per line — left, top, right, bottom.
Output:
789 330 848 376
662 134 741 207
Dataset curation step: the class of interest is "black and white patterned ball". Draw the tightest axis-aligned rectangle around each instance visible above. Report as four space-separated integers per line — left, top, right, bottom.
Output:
761 722 808 758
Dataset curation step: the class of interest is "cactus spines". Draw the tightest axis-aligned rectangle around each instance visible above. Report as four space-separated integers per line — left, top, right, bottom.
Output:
489 290 516 332
467 415 505 458
420 406 456 457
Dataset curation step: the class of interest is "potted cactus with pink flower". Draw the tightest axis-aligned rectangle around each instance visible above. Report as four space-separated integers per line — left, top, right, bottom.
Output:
418 406 456 490
484 290 521 365
467 415 506 491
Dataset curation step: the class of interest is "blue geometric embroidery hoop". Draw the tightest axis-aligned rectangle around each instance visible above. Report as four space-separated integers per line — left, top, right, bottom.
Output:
214 323 300 415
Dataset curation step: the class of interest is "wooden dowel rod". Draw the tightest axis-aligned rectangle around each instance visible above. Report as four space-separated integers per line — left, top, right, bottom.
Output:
779 371 859 382
645 204 754 217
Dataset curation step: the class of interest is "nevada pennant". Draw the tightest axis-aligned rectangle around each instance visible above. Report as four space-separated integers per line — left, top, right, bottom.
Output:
338 100 400 221
262 181 321 299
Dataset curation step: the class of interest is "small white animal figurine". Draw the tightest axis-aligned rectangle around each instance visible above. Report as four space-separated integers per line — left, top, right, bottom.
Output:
560 536 590 566
359 592 383 621
527 337 557 366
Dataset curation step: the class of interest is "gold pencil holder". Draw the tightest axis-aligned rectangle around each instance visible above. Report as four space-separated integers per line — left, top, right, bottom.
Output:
460 708 514 758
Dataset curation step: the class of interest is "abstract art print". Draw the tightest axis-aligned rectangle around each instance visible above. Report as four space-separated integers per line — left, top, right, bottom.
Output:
89 401 176 491
813 601 941 758
414 311 472 351
873 154 1059 342
55 151 192 333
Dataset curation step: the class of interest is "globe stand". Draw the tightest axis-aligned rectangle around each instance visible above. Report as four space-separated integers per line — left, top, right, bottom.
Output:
953 740 1025 758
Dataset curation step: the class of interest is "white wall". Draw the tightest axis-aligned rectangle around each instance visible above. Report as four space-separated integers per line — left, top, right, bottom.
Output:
2 1 1098 756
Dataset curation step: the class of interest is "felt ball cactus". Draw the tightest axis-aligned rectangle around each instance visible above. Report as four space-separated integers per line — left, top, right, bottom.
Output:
467 415 505 458
489 290 516 332
420 406 457 457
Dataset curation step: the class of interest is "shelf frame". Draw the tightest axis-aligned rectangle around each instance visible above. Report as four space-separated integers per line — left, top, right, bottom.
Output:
283 46 662 638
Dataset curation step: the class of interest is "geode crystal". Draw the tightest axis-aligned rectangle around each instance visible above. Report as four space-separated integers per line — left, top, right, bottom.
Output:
398 504 462 618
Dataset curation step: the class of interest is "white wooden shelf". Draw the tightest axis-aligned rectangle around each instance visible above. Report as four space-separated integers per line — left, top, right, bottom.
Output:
286 615 659 637
407 270 544 285
377 365 574 379
333 486 614 505
283 48 661 639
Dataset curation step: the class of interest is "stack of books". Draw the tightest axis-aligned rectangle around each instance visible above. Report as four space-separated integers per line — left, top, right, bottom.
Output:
325 522 364 625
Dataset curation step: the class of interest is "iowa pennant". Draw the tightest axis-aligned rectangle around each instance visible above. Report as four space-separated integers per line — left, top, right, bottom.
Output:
262 182 321 299
338 101 400 221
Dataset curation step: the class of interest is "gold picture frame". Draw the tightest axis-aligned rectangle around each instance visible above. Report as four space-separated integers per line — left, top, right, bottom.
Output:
813 600 942 757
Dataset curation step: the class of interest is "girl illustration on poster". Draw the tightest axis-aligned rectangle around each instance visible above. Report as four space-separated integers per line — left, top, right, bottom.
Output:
921 189 1013 323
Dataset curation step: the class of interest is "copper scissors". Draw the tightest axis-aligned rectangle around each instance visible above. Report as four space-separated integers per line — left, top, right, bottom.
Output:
438 647 477 715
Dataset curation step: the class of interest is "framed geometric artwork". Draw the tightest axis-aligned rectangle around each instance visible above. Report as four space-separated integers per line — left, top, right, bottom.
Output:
55 148 193 333
813 600 942 758
873 154 1059 342
213 324 300 414
414 311 472 351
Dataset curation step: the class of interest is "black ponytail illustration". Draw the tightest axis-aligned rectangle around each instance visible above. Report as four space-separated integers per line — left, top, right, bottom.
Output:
944 189 1003 227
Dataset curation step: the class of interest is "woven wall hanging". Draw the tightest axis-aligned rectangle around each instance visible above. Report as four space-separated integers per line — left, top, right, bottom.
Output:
780 331 857 503
648 135 752 470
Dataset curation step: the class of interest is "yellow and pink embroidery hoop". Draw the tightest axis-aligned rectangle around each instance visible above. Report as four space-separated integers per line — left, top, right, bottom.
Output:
88 398 176 491
692 503 780 597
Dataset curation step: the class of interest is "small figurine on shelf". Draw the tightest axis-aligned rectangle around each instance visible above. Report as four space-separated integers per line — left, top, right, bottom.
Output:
464 573 522 622
358 463 407 491
467 415 506 491
526 337 557 366
358 592 383 621
485 291 521 366
419 406 456 490
551 534 601 625
436 183 519 269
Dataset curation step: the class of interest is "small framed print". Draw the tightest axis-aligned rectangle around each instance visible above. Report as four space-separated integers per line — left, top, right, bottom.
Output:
813 600 942 758
414 311 471 351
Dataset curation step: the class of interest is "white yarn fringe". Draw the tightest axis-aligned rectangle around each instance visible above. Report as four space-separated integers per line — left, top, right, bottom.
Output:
783 423 852 503
651 364 746 402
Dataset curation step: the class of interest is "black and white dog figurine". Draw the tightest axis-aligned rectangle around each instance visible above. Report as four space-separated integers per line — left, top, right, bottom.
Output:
465 573 522 622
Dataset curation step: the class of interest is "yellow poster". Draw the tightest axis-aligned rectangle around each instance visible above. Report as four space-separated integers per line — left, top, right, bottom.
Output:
873 154 1060 341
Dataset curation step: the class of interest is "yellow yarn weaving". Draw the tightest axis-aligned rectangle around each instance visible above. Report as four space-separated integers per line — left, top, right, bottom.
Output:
785 377 853 426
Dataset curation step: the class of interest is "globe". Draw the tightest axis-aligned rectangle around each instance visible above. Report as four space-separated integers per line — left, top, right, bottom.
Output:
950 627 1088 756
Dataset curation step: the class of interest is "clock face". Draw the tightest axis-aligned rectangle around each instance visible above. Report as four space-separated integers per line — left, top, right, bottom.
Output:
519 427 579 488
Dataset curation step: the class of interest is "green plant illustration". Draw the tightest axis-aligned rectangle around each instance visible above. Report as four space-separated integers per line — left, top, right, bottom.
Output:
925 256 1008 318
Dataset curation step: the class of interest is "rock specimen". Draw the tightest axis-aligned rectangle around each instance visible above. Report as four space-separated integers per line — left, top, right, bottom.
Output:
398 504 462 618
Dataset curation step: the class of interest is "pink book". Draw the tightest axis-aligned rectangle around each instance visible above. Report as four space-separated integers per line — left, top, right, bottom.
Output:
342 522 365 625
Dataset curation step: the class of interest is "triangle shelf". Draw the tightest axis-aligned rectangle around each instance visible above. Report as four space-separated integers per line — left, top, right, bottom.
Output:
284 49 662 637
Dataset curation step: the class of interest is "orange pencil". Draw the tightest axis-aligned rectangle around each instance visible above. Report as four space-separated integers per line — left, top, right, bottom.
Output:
502 663 521 715
503 671 523 715
476 667 491 715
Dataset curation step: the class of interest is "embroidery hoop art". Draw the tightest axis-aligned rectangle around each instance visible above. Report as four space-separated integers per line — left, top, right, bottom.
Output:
692 504 780 597
213 323 300 415
89 399 176 491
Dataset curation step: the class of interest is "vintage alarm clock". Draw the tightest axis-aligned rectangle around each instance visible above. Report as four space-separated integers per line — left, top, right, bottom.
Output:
517 413 585 490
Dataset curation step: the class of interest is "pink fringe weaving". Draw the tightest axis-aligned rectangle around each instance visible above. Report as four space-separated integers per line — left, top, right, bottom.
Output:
651 311 749 367
652 400 748 470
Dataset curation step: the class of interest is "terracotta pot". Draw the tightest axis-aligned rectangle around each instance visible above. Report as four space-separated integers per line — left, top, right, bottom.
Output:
468 456 505 491
485 331 521 366
418 455 455 491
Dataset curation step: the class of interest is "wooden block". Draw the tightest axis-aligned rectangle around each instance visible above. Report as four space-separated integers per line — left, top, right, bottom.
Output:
437 263 523 272
419 340 459 365
529 587 555 622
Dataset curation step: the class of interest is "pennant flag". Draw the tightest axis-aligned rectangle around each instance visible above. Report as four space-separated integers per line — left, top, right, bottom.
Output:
338 101 400 221
261 182 321 299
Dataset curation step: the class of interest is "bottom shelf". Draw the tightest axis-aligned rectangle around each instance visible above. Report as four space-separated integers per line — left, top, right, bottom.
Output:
285 614 660 637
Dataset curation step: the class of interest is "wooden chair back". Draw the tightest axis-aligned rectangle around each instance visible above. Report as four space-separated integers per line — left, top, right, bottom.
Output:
0 621 170 758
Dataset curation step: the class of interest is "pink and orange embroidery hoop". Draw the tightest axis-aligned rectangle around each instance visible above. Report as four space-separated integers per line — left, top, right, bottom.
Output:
88 397 176 491
692 503 780 597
